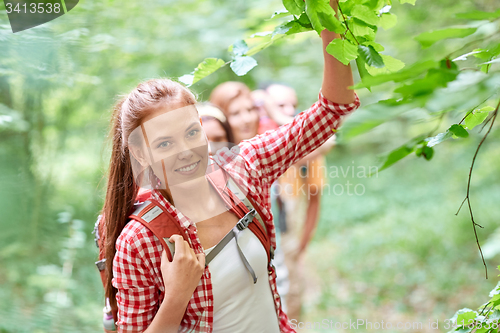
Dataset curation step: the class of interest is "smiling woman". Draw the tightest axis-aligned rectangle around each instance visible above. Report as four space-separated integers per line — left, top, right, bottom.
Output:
209 81 260 144
100 2 360 330
128 103 209 189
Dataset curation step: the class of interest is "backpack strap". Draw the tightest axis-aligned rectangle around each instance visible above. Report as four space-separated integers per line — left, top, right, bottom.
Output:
225 177 275 260
130 194 261 284
206 166 274 264
93 197 188 332
204 209 259 283
128 198 189 262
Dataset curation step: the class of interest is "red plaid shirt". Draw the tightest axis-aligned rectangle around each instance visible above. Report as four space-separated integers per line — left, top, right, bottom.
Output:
112 91 360 332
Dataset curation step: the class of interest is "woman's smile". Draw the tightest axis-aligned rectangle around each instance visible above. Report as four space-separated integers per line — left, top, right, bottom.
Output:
175 160 201 175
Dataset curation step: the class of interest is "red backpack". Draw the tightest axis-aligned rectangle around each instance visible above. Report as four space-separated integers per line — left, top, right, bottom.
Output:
93 165 275 332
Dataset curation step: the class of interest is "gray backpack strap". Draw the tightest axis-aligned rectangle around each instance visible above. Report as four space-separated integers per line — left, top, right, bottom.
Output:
226 178 267 235
205 209 258 284
226 177 275 260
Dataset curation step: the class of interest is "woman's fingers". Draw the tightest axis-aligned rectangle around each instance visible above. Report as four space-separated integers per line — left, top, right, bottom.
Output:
169 234 205 267
169 234 187 258
196 252 206 268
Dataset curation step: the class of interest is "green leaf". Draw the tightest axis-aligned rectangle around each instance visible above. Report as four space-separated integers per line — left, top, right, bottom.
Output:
355 57 373 92
352 60 437 89
425 131 453 147
379 146 413 170
230 56 258 76
415 27 477 48
473 44 500 60
376 135 426 172
305 0 338 35
292 0 306 12
271 14 313 39
491 294 500 306
415 145 434 160
456 309 477 325
284 20 313 35
351 5 380 26
298 12 312 26
464 106 493 130
456 9 500 20
422 146 434 160
364 41 385 52
449 124 469 138
326 39 359 65
379 13 397 30
317 11 346 34
283 0 304 16
399 0 416 5
366 55 405 75
192 58 226 85
394 67 458 98
247 33 287 56
481 58 500 65
358 45 385 68
231 40 249 57
178 58 226 86
271 10 292 19
351 19 375 38
489 281 500 297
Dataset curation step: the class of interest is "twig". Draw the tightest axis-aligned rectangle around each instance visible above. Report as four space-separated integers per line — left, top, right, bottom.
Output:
478 113 494 133
336 0 359 45
455 99 500 280
479 301 491 316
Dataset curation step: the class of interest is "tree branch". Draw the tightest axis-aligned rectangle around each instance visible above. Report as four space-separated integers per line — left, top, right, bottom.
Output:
455 99 500 279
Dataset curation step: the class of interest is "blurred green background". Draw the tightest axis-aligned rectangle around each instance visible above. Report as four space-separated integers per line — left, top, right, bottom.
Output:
0 0 499 332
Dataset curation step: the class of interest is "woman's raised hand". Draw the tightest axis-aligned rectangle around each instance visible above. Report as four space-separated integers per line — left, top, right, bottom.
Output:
160 234 206 300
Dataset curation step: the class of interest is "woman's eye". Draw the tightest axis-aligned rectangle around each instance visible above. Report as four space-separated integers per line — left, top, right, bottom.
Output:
157 141 171 149
187 129 199 138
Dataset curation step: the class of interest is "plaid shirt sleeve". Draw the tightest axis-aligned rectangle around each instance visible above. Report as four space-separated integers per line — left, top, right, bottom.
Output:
112 221 164 333
240 91 360 186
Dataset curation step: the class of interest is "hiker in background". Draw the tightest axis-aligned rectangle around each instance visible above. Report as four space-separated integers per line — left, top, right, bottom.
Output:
208 82 260 145
253 83 336 322
196 102 235 155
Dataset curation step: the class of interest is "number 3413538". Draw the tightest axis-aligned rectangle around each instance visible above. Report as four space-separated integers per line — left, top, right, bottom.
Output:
5 2 62 14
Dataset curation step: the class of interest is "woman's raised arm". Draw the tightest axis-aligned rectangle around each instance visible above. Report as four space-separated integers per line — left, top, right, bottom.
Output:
234 1 360 186
320 0 356 105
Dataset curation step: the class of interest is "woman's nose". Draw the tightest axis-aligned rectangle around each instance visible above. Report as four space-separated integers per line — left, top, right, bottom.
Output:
241 109 254 124
177 148 193 160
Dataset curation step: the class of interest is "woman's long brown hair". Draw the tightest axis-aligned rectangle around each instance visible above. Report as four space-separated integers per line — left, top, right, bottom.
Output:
102 78 196 309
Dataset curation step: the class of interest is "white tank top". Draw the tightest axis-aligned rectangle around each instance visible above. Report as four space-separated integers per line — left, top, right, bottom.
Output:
204 227 280 332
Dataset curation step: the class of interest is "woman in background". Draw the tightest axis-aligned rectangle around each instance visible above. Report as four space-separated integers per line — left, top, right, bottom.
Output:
196 103 234 155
